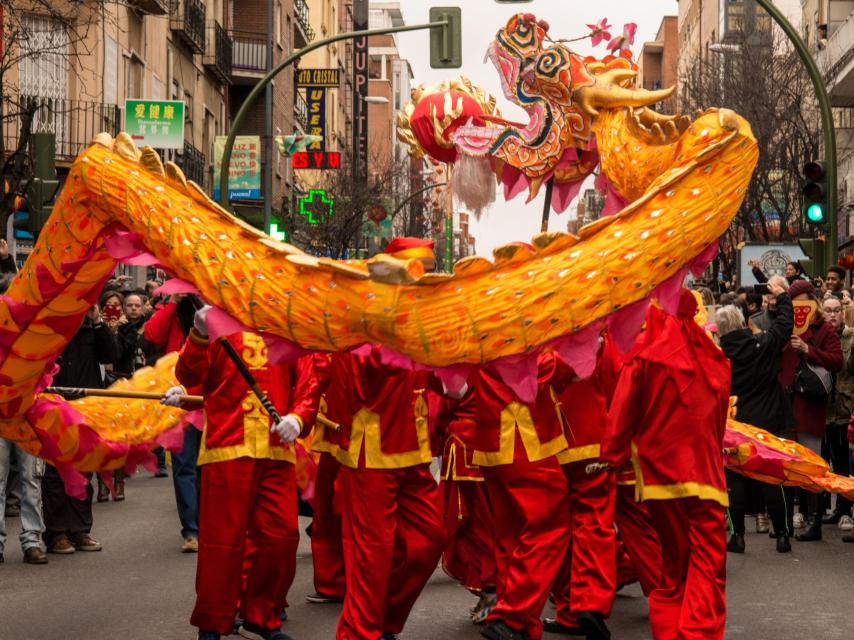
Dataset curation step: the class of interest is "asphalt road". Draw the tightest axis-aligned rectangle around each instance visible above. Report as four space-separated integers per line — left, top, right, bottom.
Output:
1 474 852 640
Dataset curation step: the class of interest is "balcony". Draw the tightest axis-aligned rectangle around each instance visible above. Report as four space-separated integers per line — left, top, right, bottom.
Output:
3 96 121 162
169 0 206 55
203 21 232 85
179 141 206 187
231 30 267 82
128 0 168 14
295 92 308 131
294 0 315 48
819 9 854 106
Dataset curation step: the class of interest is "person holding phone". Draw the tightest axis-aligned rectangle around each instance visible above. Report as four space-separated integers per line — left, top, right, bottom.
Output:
748 259 805 286
717 276 795 552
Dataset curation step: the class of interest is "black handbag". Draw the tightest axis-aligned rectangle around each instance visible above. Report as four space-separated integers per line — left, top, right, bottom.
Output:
793 358 833 401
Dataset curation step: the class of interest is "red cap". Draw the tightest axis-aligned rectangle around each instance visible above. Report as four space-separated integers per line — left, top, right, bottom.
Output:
384 237 435 261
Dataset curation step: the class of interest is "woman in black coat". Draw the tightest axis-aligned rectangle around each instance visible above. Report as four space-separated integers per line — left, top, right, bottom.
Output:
717 276 795 553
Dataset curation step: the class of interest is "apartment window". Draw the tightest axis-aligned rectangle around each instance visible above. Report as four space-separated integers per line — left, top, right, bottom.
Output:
369 55 382 79
104 36 118 105
184 90 194 126
126 55 144 100
19 13 69 99
151 74 164 101
275 2 282 46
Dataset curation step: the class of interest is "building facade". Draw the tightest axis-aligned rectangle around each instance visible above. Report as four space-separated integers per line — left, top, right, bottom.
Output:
638 15 679 114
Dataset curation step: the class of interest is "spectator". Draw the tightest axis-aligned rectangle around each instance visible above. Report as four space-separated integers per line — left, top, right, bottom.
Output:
0 238 16 274
717 276 795 553
115 293 148 377
825 266 846 295
42 303 118 555
820 296 854 531
0 271 47 565
144 293 203 553
749 259 805 286
779 279 843 542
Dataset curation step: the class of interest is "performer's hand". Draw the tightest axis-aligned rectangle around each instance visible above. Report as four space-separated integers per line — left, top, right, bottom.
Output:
193 305 211 338
0 238 9 259
272 414 302 443
161 385 186 407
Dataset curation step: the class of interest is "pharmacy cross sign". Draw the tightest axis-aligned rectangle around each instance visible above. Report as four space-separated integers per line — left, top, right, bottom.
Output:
299 189 334 225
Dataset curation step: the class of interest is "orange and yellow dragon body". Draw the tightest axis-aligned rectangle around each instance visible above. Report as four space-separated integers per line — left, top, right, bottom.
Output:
0 14 762 478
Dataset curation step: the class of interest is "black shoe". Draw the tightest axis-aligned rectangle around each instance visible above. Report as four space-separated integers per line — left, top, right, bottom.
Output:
768 530 779 539
306 591 343 603
198 632 221 640
379 635 399 640
154 466 169 478
726 533 745 553
542 618 584 635
795 524 822 542
238 622 294 640
822 510 844 525
578 612 611 640
481 620 532 640
776 535 792 553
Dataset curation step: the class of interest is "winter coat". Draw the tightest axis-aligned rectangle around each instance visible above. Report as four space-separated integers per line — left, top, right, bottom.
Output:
53 318 119 389
780 313 844 436
720 293 794 434
827 324 854 425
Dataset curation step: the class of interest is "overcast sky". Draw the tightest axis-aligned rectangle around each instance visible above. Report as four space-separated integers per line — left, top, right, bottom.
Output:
394 0 679 256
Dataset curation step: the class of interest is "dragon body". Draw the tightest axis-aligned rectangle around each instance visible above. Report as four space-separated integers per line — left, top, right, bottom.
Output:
0 13 759 474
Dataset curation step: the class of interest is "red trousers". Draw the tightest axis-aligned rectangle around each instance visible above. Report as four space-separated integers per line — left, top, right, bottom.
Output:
336 464 445 640
484 455 570 640
615 484 662 596
552 462 616 626
191 458 298 635
311 452 346 598
442 479 497 593
645 498 727 640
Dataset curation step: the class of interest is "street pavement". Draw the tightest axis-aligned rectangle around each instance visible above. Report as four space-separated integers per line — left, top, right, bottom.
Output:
1 474 852 640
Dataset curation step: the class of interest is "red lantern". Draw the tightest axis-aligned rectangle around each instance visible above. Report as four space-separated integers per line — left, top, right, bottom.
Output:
409 90 488 163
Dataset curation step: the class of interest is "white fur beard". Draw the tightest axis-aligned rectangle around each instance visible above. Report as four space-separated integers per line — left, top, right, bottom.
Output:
452 155 495 219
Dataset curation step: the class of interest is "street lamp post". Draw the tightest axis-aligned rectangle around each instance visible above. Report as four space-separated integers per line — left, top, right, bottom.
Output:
752 0 838 266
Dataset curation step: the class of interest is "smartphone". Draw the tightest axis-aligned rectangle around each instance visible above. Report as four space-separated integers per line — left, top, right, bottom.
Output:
102 305 122 323
754 284 769 295
812 279 823 288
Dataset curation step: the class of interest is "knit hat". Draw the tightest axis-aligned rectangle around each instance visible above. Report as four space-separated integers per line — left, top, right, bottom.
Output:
787 278 815 299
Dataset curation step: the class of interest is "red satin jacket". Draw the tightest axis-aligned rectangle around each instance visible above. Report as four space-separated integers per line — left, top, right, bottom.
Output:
601 297 731 507
176 330 327 465
334 345 433 469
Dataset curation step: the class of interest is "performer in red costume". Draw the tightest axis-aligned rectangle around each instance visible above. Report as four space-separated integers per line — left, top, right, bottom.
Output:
544 339 621 640
306 352 351 604
334 238 445 640
170 307 327 640
467 351 572 640
599 290 731 640
435 388 498 624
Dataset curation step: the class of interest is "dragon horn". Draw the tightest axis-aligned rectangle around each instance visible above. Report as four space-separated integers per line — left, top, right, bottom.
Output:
575 84 675 117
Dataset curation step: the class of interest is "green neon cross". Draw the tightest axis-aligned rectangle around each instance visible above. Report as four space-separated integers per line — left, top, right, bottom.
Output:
298 189 334 225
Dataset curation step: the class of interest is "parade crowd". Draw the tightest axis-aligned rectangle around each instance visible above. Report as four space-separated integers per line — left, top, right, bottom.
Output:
2 237 854 640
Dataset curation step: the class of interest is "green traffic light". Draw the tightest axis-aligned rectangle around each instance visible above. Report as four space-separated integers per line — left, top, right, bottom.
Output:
806 202 826 224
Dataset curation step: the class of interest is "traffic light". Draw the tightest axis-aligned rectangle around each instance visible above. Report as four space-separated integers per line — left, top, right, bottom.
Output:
802 160 827 225
429 7 462 69
798 237 826 279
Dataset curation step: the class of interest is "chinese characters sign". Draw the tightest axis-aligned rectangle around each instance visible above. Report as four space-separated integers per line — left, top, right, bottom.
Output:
124 99 185 149
213 135 262 201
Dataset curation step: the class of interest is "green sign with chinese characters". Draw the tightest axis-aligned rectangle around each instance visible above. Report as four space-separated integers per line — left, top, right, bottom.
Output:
124 99 185 149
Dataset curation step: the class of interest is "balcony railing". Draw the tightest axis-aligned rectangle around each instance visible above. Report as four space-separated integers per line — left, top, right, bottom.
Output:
819 9 854 106
128 0 168 14
231 30 267 75
169 0 206 54
295 91 308 131
203 21 232 84
294 0 315 46
3 96 121 162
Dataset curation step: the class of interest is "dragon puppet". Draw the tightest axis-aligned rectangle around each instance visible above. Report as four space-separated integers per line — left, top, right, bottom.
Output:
0 12 849 501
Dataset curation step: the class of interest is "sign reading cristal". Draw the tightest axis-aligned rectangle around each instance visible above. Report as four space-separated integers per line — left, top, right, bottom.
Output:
296 68 340 88
124 99 185 149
